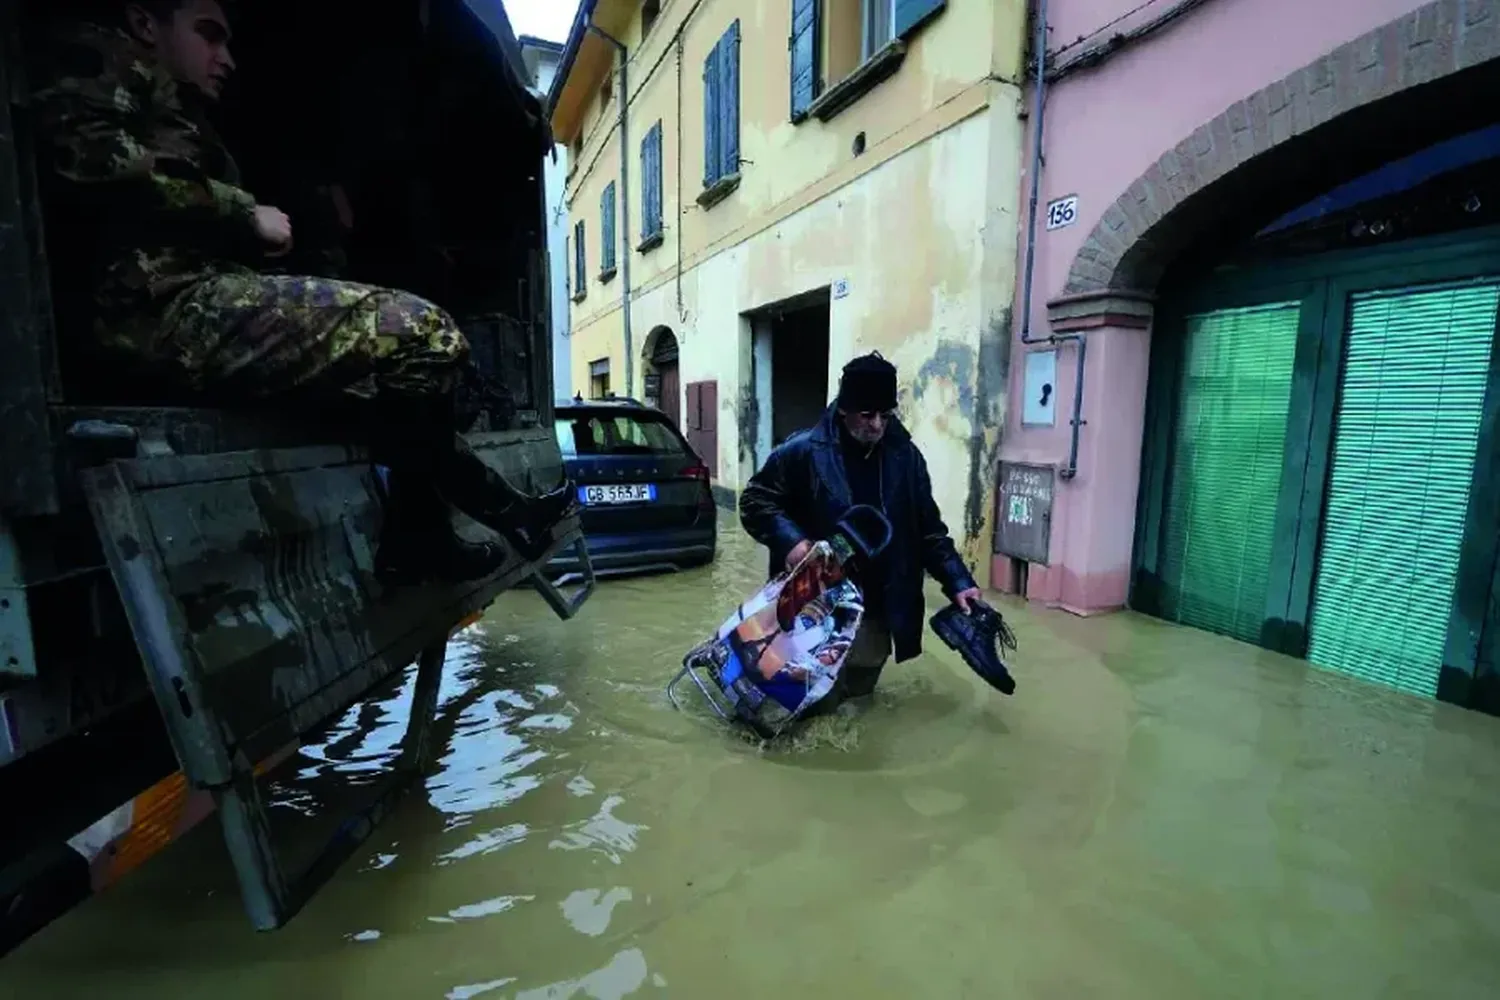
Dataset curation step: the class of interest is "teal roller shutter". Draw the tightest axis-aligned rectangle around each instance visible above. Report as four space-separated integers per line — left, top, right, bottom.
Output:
1307 281 1499 698
1159 301 1301 643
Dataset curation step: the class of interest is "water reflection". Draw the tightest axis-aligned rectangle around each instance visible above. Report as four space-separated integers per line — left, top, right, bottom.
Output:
6 512 1500 998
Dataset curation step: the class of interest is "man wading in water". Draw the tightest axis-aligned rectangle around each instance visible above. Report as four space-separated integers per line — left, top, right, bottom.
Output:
739 353 982 715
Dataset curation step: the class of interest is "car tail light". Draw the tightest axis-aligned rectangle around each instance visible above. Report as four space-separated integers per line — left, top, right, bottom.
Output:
683 464 710 482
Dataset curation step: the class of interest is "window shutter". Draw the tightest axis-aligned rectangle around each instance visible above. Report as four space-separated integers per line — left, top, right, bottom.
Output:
640 128 651 238
564 234 570 296
703 41 721 186
642 123 663 238
702 380 719 478
600 182 616 271
574 220 586 289
720 20 740 179
788 0 819 119
893 0 945 38
653 124 664 231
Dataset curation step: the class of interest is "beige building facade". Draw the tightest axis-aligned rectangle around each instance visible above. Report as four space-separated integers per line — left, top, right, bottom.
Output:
549 0 1028 561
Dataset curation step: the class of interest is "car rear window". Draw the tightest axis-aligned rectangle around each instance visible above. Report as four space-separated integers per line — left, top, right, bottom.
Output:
555 412 688 457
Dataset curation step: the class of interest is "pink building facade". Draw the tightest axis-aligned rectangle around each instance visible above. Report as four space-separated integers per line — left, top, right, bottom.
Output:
991 0 1500 711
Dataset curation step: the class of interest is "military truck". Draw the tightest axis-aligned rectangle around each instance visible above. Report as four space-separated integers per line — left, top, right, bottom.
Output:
0 0 592 950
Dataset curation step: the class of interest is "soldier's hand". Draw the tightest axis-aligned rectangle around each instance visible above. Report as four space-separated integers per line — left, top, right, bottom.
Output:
253 205 294 256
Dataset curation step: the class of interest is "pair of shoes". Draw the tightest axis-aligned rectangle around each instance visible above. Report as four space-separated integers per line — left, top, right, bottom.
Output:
929 599 1019 695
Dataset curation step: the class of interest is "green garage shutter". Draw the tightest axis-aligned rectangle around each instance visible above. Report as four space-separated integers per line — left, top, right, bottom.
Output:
1306 282 1499 698
1160 301 1301 643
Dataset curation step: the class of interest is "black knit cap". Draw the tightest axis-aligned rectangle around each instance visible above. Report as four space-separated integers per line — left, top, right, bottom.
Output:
837 351 898 412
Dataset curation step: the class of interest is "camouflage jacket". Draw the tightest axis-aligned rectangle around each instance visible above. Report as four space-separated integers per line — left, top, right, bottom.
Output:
29 19 260 333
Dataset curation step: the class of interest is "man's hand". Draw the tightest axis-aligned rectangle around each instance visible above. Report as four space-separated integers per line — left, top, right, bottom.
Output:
784 539 815 572
252 205 293 256
953 588 983 614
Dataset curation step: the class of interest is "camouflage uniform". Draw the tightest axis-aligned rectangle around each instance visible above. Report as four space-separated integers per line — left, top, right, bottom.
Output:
29 18 468 405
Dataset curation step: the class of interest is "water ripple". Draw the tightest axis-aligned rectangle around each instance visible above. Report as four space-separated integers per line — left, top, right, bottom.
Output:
429 894 534 924
547 795 648 864
560 887 634 938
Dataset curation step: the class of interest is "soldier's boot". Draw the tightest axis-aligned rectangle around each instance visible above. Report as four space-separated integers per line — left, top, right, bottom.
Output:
375 468 509 586
373 393 577 563
434 433 579 562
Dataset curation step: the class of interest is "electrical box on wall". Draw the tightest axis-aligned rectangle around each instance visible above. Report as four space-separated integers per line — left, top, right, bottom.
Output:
1022 349 1057 427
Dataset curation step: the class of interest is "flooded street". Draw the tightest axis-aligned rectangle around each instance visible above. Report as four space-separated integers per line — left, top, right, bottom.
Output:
6 512 1500 998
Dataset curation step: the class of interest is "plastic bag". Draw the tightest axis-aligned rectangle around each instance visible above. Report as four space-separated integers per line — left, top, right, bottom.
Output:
668 506 891 739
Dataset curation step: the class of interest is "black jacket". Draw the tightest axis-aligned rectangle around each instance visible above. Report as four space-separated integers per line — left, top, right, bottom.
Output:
739 404 978 663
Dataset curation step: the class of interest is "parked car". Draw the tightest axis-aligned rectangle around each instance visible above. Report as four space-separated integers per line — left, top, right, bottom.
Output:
547 397 717 582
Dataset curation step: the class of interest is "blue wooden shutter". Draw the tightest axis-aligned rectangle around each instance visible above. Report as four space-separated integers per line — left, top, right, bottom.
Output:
642 122 663 238
719 20 741 179
600 182 616 272
789 0 818 119
893 0 945 38
640 127 651 238
703 40 721 186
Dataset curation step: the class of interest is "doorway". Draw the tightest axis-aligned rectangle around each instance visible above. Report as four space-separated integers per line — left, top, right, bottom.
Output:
644 327 681 428
750 292 832 466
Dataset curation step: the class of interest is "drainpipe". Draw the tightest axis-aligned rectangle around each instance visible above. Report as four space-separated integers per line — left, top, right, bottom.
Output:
1017 0 1087 482
589 25 634 397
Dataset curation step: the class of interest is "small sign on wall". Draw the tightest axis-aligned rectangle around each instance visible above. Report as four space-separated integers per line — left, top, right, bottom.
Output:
832 278 850 299
994 462 1054 564
1045 194 1080 231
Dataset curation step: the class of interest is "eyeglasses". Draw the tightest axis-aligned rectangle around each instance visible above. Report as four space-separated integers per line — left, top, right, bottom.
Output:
855 409 895 422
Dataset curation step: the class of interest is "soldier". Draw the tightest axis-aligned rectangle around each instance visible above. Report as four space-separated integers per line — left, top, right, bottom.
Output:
29 0 575 583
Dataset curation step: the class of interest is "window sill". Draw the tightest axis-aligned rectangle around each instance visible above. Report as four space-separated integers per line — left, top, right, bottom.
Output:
571 290 587 304
637 231 665 253
598 266 618 285
805 41 907 123
696 172 741 210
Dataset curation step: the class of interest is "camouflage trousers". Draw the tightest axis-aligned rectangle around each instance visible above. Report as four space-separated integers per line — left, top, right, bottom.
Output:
144 271 468 403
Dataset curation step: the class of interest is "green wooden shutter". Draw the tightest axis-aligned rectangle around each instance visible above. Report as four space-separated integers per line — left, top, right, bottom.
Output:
894 0 946 37
719 20 741 179
789 0 819 120
1306 282 1499 698
1159 301 1301 643
703 40 721 186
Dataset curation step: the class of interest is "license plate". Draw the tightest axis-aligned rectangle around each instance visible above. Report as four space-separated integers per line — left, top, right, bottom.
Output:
579 484 657 505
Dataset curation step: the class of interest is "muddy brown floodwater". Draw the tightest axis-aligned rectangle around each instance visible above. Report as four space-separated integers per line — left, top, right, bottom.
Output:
6 511 1500 998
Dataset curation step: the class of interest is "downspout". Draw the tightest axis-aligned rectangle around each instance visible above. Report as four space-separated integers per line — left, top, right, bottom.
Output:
589 25 634 397
1017 0 1087 482
674 30 684 320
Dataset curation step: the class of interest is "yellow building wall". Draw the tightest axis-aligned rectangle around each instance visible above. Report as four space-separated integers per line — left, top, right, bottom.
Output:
557 0 1028 563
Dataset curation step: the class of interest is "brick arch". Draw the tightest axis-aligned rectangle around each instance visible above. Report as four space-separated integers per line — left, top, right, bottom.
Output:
641 324 678 364
1062 0 1500 300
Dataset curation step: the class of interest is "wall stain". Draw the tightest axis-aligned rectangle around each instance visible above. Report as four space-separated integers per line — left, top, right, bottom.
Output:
908 314 1010 547
738 380 759 472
